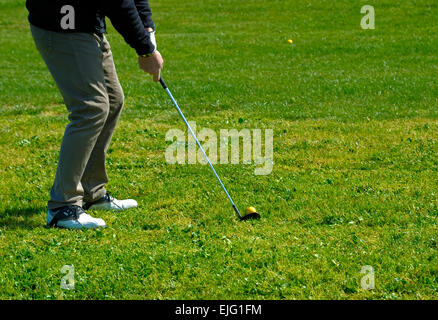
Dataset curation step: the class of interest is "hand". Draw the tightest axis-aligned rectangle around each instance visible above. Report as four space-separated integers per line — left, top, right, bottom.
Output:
138 51 164 82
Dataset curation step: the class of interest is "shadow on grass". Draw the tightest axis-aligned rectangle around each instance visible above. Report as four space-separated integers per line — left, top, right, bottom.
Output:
0 206 45 230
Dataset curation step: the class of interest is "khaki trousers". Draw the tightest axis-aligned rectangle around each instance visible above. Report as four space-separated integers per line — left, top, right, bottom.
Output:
30 24 124 210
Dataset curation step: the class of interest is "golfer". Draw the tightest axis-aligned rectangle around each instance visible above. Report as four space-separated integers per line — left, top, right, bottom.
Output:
26 0 164 229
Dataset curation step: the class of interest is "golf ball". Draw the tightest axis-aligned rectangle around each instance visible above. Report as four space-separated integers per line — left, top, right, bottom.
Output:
246 206 257 214
287 39 293 44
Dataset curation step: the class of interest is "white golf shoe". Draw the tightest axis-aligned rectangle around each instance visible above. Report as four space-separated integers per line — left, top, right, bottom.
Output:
83 193 138 211
47 205 106 229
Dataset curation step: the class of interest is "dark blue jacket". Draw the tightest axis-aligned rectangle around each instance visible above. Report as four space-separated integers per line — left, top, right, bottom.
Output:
26 0 156 55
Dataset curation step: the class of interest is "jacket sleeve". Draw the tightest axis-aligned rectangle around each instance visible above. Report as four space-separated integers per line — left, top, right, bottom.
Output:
101 0 156 56
135 0 155 30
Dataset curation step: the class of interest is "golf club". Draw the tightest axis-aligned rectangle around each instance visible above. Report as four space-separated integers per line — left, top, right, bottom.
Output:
159 77 260 221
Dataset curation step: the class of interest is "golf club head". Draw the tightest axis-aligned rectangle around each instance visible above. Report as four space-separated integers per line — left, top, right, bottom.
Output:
240 212 261 221
233 205 260 221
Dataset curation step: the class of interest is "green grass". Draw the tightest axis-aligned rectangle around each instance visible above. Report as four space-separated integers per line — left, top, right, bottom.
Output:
0 0 437 299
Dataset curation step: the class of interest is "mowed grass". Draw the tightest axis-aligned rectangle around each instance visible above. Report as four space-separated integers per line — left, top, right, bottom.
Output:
0 0 437 299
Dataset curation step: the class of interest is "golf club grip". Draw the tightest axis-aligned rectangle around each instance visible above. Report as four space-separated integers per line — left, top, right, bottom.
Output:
159 77 168 89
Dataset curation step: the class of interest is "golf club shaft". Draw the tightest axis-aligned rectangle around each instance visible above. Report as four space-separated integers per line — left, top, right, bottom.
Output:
159 77 242 218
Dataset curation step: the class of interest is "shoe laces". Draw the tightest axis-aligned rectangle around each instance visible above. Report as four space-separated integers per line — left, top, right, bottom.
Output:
104 192 122 210
63 205 85 219
104 192 114 202
49 205 85 227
